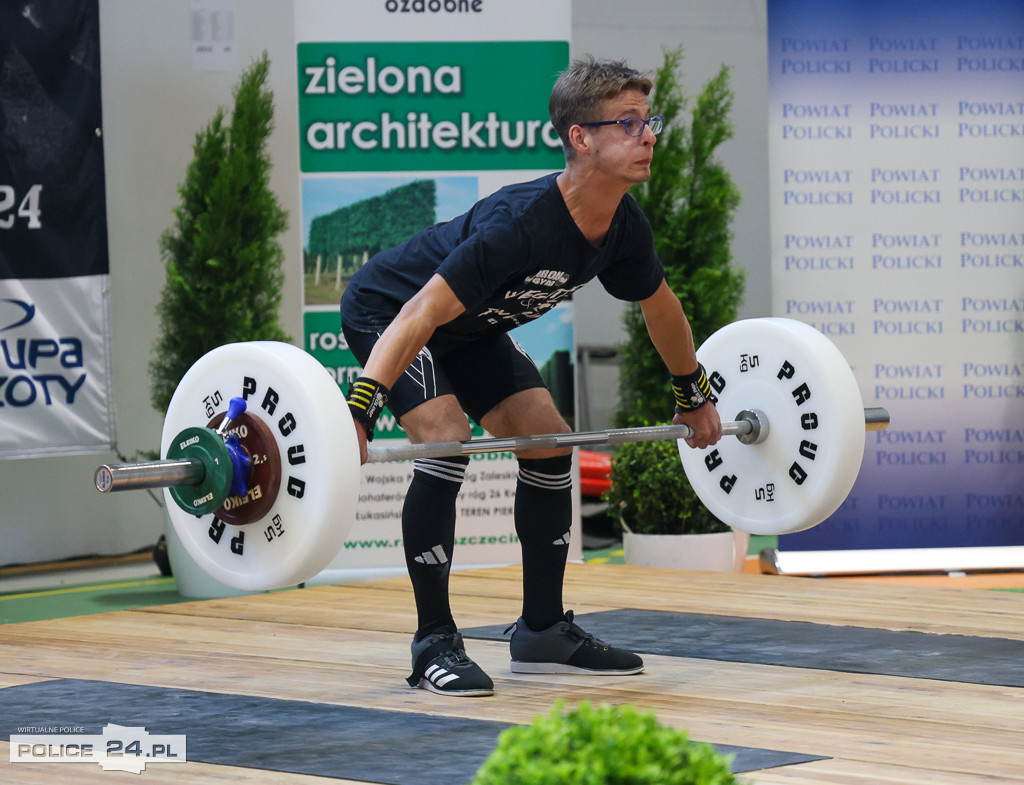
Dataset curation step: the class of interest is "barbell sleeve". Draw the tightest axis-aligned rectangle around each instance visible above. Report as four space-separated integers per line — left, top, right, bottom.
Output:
94 458 206 494
864 407 890 431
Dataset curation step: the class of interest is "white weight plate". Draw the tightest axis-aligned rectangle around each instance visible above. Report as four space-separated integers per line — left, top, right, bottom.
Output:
677 318 865 535
162 341 358 590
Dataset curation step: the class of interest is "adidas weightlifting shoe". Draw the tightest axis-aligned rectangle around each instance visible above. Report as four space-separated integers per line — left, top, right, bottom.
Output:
507 610 644 675
407 630 494 697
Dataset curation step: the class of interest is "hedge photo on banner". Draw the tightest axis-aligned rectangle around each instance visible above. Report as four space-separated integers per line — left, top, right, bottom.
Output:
0 0 115 458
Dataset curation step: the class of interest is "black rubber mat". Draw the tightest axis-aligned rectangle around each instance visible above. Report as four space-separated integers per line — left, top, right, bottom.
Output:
0 679 823 780
464 609 1024 687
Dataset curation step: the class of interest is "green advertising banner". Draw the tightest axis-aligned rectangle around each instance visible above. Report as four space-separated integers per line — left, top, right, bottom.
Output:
294 0 573 577
297 41 567 172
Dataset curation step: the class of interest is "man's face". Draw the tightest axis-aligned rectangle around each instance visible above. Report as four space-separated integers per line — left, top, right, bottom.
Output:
581 89 658 186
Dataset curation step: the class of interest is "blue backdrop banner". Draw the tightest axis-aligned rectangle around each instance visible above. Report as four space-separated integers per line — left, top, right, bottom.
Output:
768 0 1024 550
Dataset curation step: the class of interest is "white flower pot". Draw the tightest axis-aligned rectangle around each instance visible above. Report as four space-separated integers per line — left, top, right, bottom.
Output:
622 529 749 572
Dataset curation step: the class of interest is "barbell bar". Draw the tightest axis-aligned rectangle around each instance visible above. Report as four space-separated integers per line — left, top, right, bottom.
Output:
98 411 757 496
368 406 892 461
96 406 890 494
92 318 889 590
98 420 737 495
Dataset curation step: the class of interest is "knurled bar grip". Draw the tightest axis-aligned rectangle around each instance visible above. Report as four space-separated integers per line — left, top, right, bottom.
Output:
367 406 890 462
366 421 753 462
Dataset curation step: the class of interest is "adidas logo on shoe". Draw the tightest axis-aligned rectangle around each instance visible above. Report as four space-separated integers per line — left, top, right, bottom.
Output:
407 631 494 697
423 662 461 690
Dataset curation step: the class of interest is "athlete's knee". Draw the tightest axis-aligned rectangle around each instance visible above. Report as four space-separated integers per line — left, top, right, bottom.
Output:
413 455 470 487
402 399 473 444
517 454 573 491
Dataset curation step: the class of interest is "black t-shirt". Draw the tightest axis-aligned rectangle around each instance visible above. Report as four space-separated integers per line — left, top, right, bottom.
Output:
340 172 664 348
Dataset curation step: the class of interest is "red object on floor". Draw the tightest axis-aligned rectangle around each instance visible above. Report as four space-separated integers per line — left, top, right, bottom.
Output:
579 449 611 499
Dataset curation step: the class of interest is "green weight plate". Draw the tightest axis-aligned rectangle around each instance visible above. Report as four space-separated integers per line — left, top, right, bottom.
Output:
165 427 233 516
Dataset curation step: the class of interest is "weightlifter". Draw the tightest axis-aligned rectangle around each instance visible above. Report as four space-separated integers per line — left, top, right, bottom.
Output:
340 56 723 697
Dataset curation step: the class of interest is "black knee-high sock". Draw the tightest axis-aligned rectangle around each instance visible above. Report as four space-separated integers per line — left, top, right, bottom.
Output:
515 454 573 631
402 456 469 640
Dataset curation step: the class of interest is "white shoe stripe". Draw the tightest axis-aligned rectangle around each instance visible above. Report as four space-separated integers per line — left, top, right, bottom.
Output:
424 663 460 688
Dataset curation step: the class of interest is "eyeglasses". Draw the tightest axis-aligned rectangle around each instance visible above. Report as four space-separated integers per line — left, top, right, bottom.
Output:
579 115 665 137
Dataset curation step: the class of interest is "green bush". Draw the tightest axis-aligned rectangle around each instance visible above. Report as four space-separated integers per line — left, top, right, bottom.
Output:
603 438 729 535
605 47 743 535
149 52 290 414
471 701 741 785
615 47 744 429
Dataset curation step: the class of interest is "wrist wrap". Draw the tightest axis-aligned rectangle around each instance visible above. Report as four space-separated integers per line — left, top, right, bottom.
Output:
672 364 713 413
346 377 389 440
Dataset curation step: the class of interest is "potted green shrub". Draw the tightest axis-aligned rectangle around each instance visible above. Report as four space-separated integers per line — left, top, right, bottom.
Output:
604 438 743 570
471 701 742 785
606 48 746 570
150 52 290 596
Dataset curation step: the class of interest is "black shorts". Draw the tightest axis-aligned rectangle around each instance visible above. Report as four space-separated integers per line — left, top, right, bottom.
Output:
342 327 546 425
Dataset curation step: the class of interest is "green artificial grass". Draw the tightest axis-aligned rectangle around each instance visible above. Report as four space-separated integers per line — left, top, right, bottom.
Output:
0 576 187 624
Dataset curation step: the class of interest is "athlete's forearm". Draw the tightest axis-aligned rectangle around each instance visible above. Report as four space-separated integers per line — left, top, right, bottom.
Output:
639 279 699 376
360 316 434 390
359 273 466 388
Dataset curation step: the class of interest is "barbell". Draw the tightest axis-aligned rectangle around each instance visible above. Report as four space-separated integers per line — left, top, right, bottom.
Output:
94 318 888 590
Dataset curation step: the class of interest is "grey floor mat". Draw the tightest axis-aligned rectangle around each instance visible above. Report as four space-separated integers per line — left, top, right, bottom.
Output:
0 679 823 779
464 608 1024 687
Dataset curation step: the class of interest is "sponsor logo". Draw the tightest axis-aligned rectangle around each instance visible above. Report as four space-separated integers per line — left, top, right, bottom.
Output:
524 269 570 287
10 725 186 774
0 299 87 408
384 0 483 14
0 298 35 331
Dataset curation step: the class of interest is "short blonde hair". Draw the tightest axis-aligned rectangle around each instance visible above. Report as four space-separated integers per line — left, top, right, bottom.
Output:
549 56 653 160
